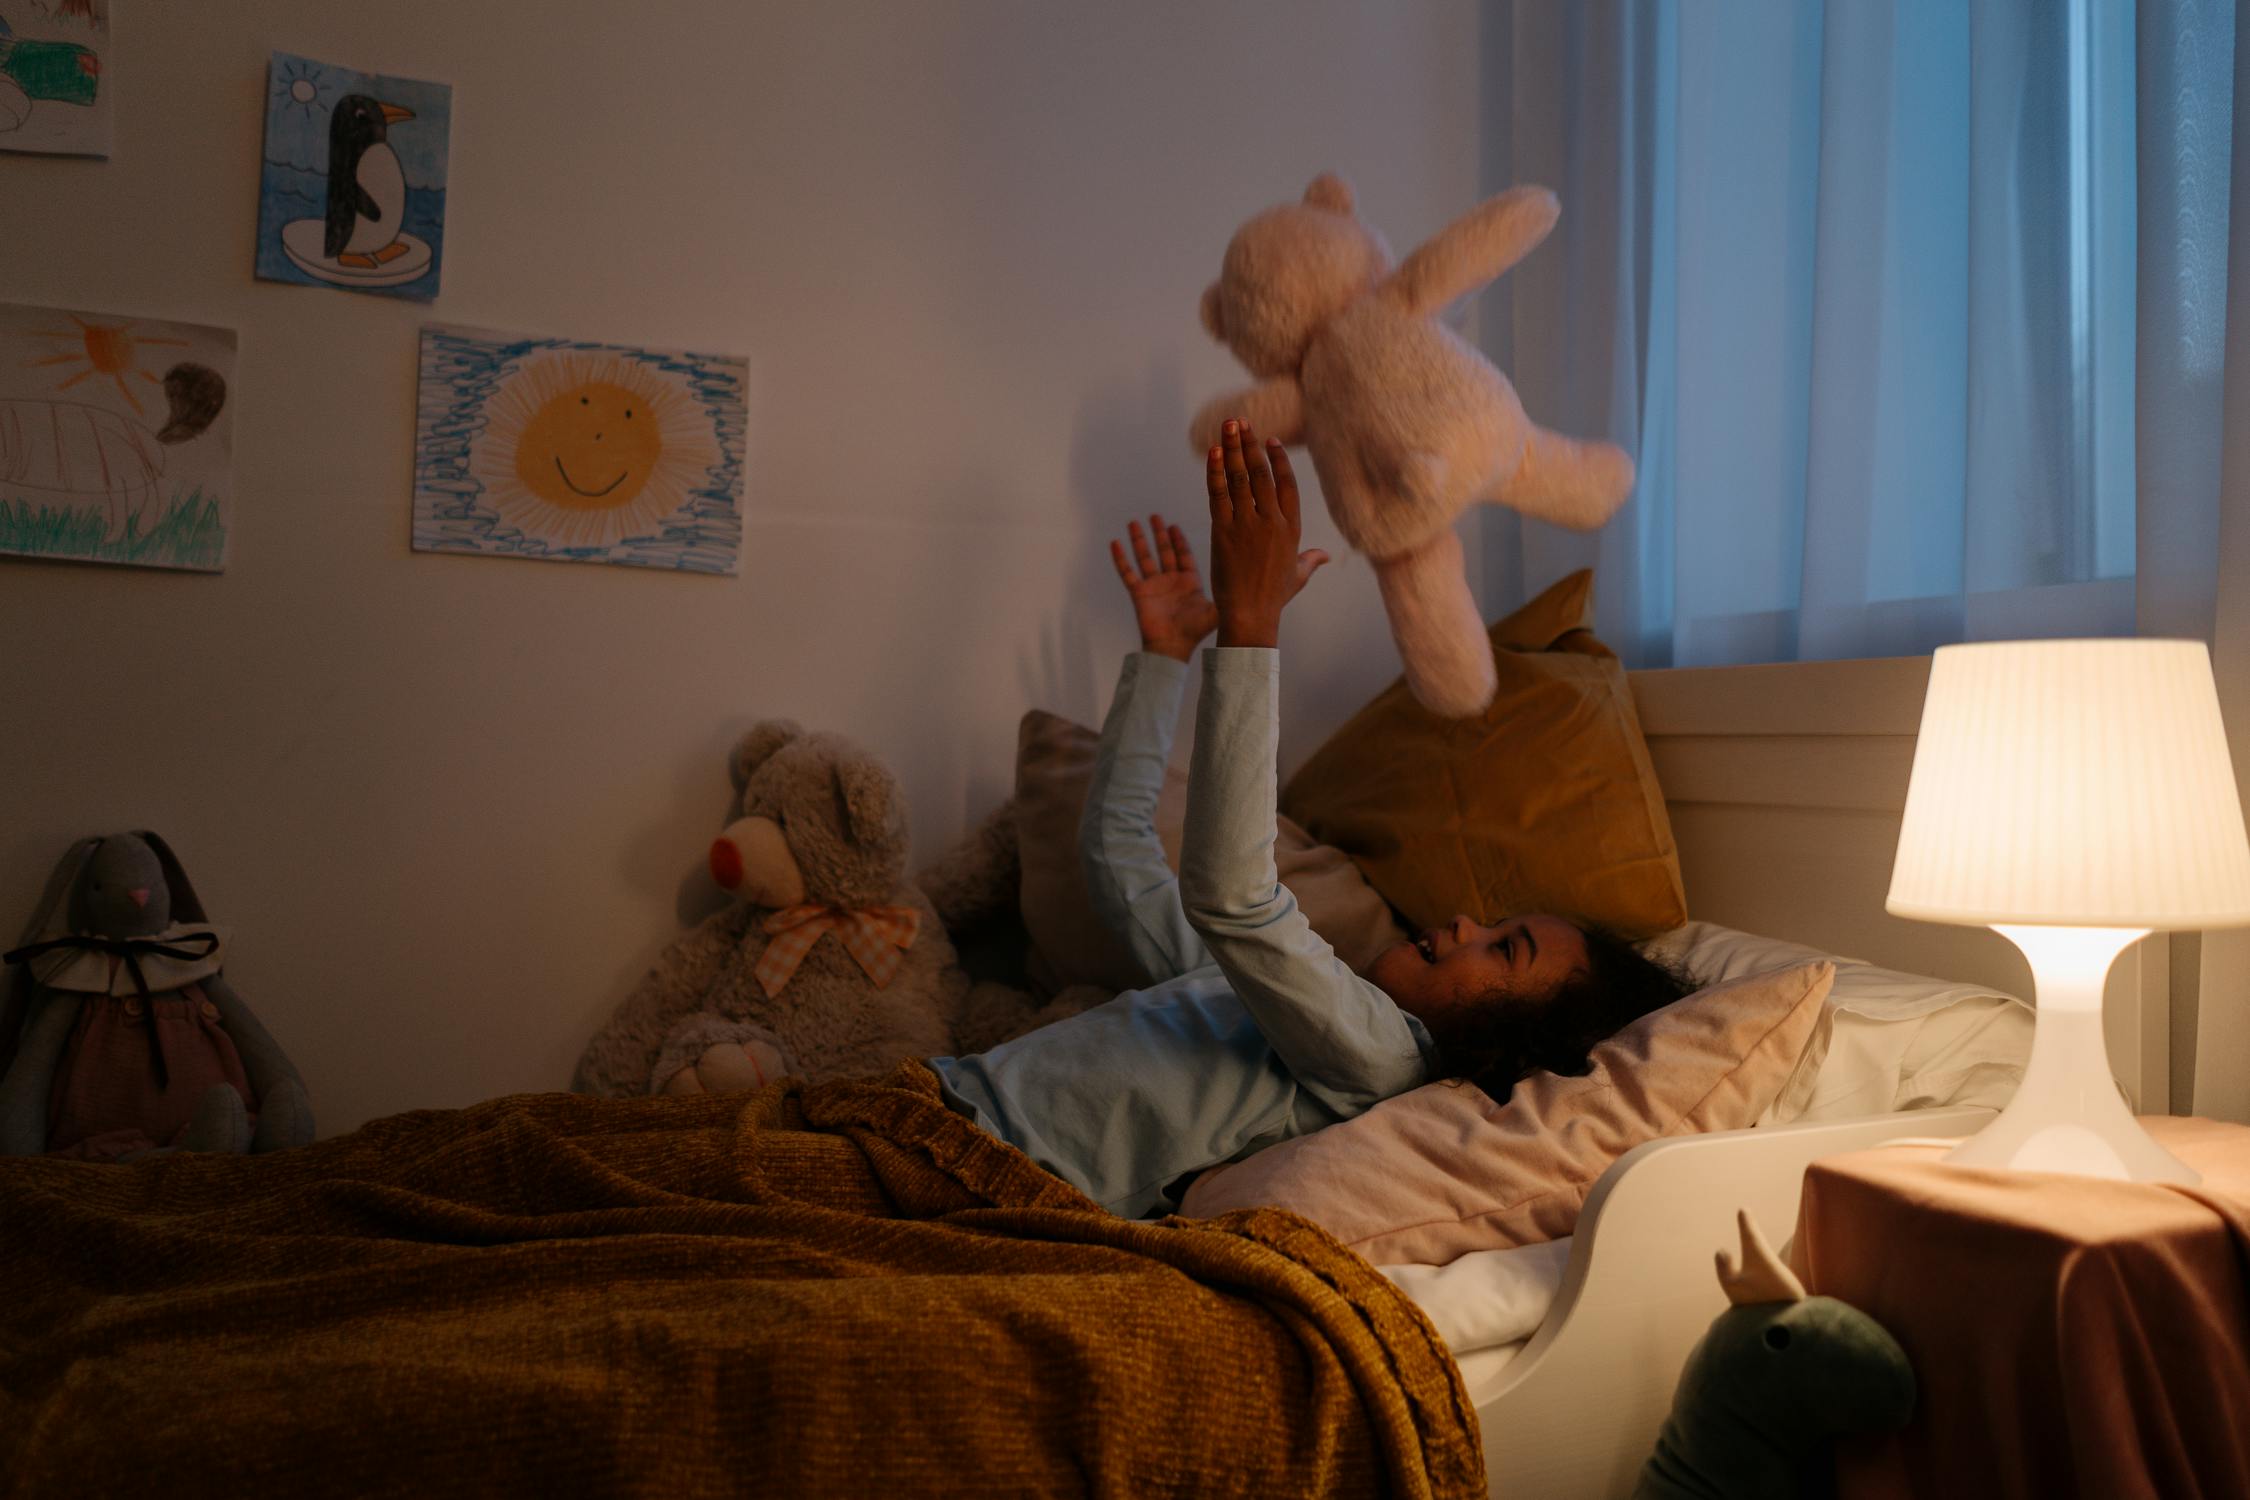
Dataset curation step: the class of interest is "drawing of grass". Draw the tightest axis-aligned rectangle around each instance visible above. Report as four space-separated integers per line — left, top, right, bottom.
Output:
0 488 226 571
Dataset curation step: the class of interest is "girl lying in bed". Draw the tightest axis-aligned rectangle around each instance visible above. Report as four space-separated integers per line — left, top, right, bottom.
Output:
930 420 1689 1217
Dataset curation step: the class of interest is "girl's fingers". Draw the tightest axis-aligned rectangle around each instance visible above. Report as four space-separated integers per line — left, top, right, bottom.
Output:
1169 524 1198 574
1150 512 1177 572
1205 443 1231 522
1128 518 1159 578
1241 423 1277 514
1268 441 1300 525
1110 539 1139 587
1222 423 1255 513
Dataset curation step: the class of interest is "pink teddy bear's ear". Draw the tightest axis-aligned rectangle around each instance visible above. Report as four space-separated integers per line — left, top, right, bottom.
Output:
1199 282 1226 341
1303 172 1355 215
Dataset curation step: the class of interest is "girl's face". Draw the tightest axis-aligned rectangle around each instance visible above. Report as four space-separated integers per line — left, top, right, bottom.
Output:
1367 913 1589 1043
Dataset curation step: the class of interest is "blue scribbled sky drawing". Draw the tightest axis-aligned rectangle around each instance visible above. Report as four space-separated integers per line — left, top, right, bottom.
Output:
255 52 451 302
413 324 747 576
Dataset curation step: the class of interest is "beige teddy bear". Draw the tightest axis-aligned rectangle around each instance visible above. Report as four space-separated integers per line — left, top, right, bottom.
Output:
1191 173 1636 718
575 721 1042 1097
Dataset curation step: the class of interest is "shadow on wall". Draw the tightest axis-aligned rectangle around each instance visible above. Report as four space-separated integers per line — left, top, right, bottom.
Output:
587 718 740 936
1021 359 1189 725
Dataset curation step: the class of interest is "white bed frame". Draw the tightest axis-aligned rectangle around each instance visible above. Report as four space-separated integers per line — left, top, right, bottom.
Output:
1475 656 2172 1498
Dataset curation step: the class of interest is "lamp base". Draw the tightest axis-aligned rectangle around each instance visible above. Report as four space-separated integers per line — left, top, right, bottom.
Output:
1944 925 2199 1186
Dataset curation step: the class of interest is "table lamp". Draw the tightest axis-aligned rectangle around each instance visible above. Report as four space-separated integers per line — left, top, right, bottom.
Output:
1887 639 2250 1184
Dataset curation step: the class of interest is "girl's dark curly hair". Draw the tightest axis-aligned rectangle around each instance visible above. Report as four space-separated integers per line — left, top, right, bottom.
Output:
1431 924 1696 1102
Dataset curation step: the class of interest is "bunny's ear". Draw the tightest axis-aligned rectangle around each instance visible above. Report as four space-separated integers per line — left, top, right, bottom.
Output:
12 839 97 957
834 755 904 851
137 832 207 924
731 720 805 792
1715 1209 1807 1306
1303 172 1356 215
1200 282 1227 341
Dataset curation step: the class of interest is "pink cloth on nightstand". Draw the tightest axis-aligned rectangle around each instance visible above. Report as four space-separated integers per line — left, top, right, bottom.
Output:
1796 1116 2250 1500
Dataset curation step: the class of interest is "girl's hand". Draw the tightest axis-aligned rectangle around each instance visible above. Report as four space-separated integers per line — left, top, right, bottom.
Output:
1207 419 1329 648
1109 512 1218 662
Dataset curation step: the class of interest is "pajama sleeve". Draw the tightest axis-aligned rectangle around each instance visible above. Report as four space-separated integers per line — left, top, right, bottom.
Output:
1078 652 1214 987
1177 647 1429 1113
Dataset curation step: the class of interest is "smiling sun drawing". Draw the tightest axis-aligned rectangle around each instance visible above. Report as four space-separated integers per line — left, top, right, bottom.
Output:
467 349 717 550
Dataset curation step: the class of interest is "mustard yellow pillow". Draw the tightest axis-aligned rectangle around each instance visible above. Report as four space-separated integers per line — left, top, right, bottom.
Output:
1280 569 1687 938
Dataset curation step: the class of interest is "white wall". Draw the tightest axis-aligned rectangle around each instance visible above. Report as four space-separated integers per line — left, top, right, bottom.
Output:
1 1 1479 1133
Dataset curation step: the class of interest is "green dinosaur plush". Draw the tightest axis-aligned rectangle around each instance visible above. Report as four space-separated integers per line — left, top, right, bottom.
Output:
1636 1211 1916 1500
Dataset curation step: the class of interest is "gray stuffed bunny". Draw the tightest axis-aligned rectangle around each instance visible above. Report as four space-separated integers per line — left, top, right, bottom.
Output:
0 832 313 1158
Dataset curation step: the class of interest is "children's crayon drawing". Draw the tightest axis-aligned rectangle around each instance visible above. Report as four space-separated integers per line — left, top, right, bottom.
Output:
0 0 110 158
413 324 747 574
256 52 450 302
0 301 235 572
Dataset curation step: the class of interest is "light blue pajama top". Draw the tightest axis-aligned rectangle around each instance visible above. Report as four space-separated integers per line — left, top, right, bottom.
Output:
929 648 1435 1218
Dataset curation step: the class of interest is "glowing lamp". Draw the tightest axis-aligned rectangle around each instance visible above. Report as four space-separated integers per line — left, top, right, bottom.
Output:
1888 639 2250 1184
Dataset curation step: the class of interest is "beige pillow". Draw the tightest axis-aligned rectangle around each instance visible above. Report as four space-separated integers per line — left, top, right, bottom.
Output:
1280 569 1687 940
1179 960 1834 1264
1012 709 1408 995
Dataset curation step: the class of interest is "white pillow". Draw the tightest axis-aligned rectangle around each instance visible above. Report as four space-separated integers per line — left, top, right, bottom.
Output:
1378 1237 1571 1356
1639 921 2030 1125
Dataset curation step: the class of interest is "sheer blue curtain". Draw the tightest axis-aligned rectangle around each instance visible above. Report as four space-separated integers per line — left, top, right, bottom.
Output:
1483 0 2250 1115
1481 0 2142 668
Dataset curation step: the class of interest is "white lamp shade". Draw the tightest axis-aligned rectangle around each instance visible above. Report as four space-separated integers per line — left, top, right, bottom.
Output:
1887 639 2250 929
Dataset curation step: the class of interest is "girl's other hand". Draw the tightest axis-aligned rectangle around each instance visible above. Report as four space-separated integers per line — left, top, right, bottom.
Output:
1206 420 1329 648
1109 511 1218 663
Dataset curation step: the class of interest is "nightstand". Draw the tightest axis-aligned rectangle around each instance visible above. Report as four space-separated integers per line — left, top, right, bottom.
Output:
1792 1115 2250 1499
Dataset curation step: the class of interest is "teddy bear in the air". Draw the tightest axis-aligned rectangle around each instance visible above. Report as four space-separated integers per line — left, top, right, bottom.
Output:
1191 172 1635 719
576 721 1042 1097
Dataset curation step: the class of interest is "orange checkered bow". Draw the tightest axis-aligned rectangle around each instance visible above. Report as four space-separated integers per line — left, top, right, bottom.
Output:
754 903 922 999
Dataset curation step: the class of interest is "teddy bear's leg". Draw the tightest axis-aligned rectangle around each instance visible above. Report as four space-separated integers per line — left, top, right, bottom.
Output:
659 1040 791 1097
690 1038 790 1095
650 1014 794 1096
1490 425 1636 532
575 907 754 1097
250 1076 314 1153
1371 531 1498 719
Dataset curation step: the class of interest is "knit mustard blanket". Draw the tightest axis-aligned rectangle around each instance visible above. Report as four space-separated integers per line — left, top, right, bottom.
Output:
0 1063 1483 1498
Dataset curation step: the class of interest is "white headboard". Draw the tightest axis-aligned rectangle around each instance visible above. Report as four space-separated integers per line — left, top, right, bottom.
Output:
1628 655 2170 1113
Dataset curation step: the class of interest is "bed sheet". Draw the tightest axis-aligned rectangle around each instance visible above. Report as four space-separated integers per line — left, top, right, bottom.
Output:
1382 1235 1571 1356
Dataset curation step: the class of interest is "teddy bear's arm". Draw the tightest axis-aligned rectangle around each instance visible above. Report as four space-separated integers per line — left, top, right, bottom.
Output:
1187 378 1303 455
915 801 1019 932
1380 185 1560 321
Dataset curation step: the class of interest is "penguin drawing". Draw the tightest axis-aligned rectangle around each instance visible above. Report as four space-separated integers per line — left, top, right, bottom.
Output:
324 93 415 267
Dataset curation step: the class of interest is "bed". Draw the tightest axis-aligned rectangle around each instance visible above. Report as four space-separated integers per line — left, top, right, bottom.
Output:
1439 652 2166 1497
1 654 2134 1497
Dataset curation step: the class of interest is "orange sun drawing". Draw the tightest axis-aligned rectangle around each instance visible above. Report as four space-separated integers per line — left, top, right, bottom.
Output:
467 349 717 550
23 314 188 417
